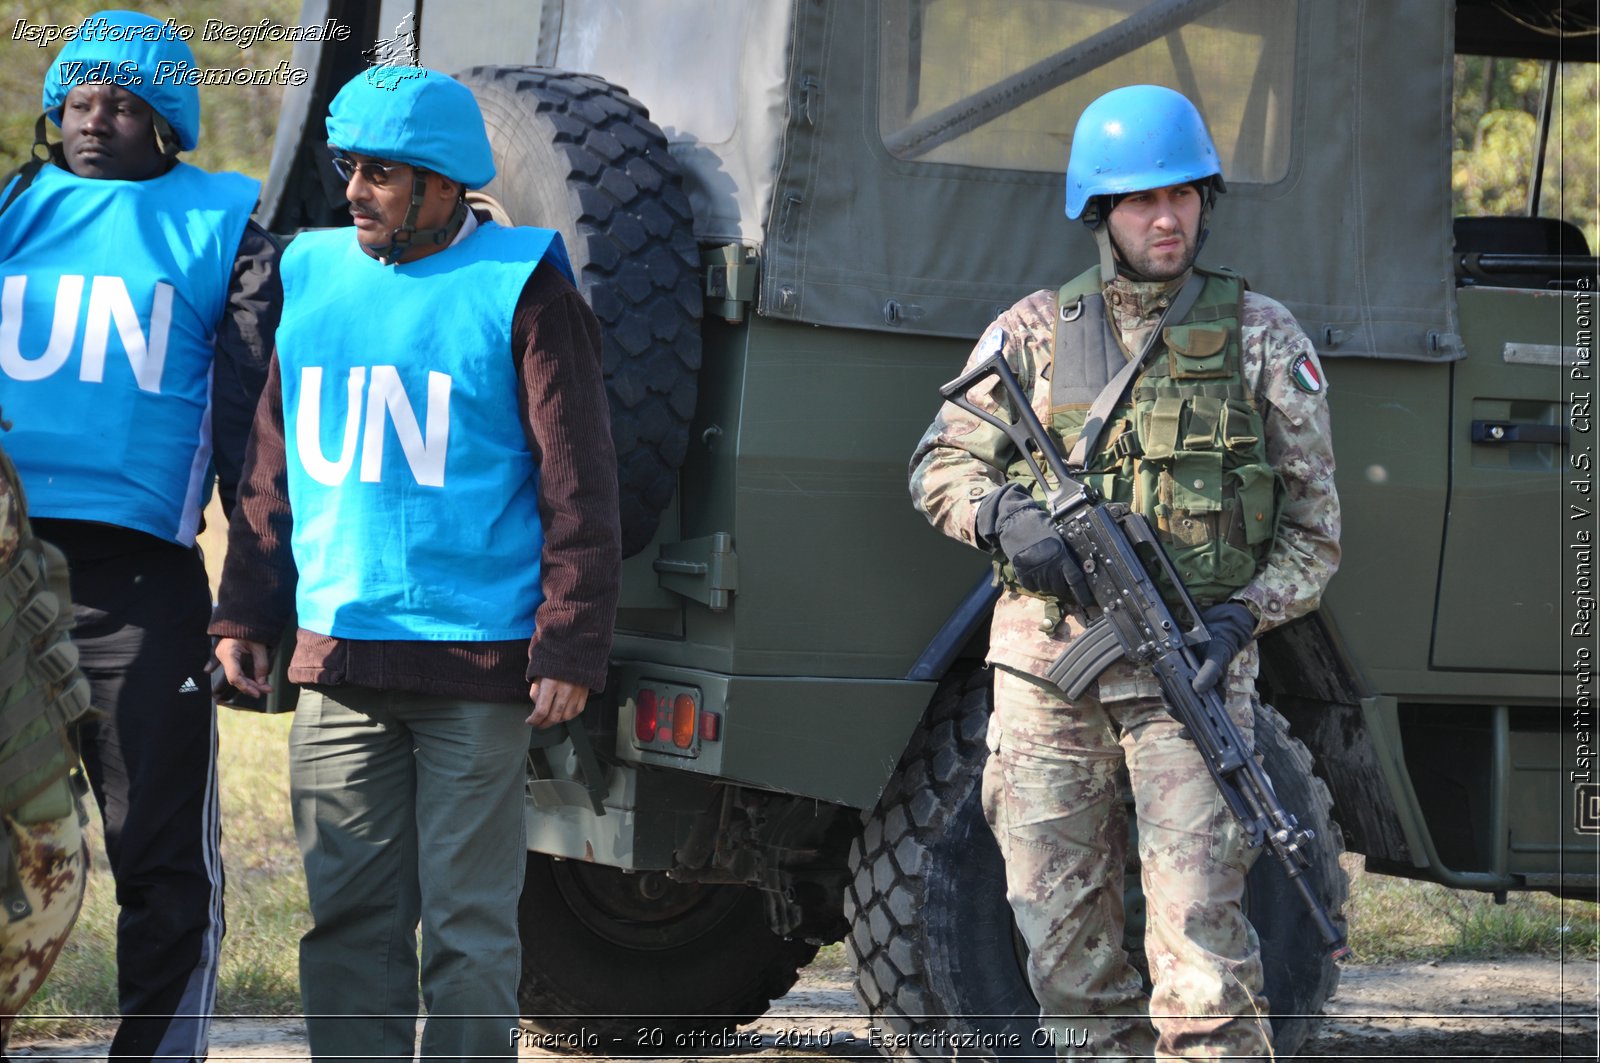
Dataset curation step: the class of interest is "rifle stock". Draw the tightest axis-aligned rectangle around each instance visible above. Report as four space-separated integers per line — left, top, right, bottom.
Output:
939 343 1350 959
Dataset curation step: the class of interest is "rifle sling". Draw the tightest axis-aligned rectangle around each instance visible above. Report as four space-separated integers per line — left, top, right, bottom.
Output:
1065 272 1206 470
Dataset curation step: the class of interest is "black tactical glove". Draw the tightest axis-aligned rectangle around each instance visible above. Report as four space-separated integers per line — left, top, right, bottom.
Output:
1191 602 1257 692
975 483 1084 606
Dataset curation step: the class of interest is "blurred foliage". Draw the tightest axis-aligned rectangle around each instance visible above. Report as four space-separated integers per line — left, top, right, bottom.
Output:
1 0 302 182
1453 55 1600 253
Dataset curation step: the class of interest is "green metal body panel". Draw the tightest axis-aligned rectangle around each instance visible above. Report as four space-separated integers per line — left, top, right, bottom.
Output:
1507 730 1584 882
609 661 937 810
1315 358 1451 693
524 760 715 870
609 311 976 814
616 314 987 684
1309 286 1578 704
1436 288 1573 675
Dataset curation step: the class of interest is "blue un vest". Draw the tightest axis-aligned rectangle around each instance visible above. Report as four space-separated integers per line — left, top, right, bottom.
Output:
0 162 258 545
278 222 571 641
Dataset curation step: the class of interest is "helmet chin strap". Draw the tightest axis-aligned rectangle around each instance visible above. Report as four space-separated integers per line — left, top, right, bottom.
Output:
151 115 181 160
369 172 468 265
1080 198 1122 281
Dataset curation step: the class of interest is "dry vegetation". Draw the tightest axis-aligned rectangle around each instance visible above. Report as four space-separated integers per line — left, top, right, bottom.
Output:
2 0 301 183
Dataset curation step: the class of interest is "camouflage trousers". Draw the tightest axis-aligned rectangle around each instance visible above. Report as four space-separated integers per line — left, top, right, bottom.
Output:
983 666 1269 1061
0 781 89 1052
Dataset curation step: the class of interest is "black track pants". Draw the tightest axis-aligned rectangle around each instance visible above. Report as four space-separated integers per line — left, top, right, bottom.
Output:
71 543 222 1063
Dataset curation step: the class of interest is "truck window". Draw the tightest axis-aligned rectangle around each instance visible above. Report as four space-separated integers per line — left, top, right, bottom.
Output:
877 0 1297 184
1452 56 1600 254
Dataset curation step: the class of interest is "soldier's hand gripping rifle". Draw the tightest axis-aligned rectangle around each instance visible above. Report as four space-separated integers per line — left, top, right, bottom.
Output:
940 344 1350 960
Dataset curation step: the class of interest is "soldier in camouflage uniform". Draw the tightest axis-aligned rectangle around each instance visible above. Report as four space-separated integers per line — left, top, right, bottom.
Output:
0 434 92 1053
909 86 1339 1060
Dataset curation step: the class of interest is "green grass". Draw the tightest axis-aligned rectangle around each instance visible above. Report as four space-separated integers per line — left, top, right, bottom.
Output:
1341 852 1600 964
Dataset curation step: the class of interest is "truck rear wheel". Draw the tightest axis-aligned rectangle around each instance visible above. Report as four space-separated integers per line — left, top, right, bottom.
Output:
517 853 818 1046
457 66 701 558
845 669 1346 1058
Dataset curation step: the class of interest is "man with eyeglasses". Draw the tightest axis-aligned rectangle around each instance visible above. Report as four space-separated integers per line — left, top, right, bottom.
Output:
0 13 280 1060
211 65 619 1060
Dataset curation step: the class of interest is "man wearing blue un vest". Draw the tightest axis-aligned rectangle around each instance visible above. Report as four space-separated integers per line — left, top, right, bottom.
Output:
0 11 282 1061
211 66 621 1061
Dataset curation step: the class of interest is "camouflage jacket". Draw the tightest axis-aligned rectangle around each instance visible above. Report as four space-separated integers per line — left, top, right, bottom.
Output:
909 273 1341 701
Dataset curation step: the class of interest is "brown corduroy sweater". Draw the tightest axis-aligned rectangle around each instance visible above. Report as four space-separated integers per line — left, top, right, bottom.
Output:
209 254 621 701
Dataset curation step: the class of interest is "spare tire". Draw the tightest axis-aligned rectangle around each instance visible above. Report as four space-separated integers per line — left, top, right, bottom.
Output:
457 66 701 557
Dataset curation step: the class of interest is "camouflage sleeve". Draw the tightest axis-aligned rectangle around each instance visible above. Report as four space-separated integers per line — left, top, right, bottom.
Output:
908 290 1057 547
1235 291 1341 632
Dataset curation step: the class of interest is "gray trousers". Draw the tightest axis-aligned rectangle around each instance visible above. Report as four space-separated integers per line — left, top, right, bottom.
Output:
290 686 530 1062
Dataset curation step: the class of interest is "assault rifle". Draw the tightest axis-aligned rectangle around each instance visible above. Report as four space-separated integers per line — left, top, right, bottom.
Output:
940 344 1350 960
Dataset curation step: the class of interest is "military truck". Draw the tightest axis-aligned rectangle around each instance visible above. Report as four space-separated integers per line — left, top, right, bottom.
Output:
262 0 1598 1055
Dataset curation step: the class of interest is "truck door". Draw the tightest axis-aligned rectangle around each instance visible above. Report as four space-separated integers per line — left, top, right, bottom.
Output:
1431 55 1597 674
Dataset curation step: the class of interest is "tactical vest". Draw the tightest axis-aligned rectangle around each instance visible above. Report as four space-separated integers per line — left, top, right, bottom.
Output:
1006 266 1279 606
0 442 92 919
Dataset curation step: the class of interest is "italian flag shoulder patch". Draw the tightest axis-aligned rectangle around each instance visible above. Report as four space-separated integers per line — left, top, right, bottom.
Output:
1291 353 1324 394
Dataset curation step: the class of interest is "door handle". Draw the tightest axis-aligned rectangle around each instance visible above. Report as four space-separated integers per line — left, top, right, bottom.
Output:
1470 420 1568 445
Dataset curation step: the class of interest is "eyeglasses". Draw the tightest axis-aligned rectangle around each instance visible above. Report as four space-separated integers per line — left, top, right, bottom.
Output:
329 151 409 188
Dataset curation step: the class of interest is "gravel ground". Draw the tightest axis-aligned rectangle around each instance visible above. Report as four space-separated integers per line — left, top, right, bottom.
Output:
11 954 1596 1061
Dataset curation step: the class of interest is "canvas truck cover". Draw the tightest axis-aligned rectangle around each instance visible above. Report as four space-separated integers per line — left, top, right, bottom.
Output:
540 0 1456 361
277 0 1458 361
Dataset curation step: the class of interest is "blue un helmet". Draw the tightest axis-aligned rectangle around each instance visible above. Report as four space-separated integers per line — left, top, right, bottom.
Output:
325 67 495 263
1065 85 1226 279
325 67 495 189
1064 84 1224 221
42 10 201 154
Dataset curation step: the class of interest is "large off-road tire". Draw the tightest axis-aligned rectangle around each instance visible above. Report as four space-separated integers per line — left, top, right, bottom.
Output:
1238 704 1349 1054
846 670 1346 1059
517 853 819 1048
458 66 701 558
846 671 1045 1059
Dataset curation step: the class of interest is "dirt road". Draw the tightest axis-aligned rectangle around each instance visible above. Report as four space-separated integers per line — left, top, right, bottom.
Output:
12 955 1596 1060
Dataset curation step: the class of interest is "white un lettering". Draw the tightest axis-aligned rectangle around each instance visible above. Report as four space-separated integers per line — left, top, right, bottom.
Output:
0 274 174 392
296 365 452 487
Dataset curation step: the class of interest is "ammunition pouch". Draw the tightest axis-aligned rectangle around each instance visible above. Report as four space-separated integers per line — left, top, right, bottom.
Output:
1004 267 1280 608
0 449 94 831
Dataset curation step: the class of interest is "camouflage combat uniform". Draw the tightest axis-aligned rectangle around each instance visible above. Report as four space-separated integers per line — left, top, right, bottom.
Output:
909 272 1339 1060
0 442 91 1052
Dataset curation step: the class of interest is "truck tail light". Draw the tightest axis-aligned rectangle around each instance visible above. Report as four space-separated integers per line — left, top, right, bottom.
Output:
634 689 658 743
671 692 697 748
628 681 712 757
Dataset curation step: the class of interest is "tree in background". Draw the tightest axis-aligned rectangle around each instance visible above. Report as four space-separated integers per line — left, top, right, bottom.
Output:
2 0 300 183
1453 54 1600 253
